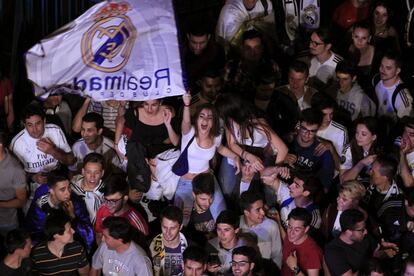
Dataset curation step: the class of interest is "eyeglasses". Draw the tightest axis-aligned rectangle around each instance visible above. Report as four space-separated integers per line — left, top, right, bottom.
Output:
230 261 250 267
103 197 123 205
299 125 318 134
309 40 325 47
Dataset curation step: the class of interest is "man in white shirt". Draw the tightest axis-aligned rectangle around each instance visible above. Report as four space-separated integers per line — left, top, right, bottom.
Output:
70 112 122 175
9 103 74 211
239 190 282 269
308 27 342 89
375 52 413 120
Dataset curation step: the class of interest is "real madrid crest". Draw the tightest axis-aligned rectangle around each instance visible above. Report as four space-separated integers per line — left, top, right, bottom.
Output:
81 2 137 73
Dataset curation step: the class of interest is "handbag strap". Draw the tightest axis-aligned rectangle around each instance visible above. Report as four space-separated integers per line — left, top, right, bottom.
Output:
182 135 195 152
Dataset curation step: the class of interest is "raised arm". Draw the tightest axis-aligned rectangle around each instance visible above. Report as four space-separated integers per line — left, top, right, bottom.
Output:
181 94 192 135
72 97 91 133
163 106 179 146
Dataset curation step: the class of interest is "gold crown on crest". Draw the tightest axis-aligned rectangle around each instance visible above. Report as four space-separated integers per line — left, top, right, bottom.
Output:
94 2 130 20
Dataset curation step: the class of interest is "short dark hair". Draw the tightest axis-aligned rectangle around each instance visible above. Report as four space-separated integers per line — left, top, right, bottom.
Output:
5 228 30 254
187 20 211 37
382 51 403 69
216 210 239 229
289 60 309 77
300 108 323 126
83 152 105 169
102 216 133 244
82 112 104 130
47 170 69 188
23 102 45 121
375 155 398 182
340 209 365 232
232 246 257 263
242 29 263 44
313 27 333 45
103 174 129 197
160 205 183 225
44 212 71 241
287 207 312 227
352 21 371 35
296 173 323 200
240 191 263 211
192 172 215 196
311 93 336 111
335 60 358 77
183 246 208 265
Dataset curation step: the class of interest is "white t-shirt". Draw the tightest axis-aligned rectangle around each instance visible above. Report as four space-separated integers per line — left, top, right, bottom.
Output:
216 0 276 43
375 80 413 119
317 120 348 157
181 127 221 174
10 124 71 173
309 52 342 84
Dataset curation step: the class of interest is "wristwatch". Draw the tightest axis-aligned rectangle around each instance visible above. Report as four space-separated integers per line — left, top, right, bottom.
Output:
292 266 300 275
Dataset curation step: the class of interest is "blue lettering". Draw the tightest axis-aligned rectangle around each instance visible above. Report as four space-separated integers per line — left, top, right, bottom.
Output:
74 77 86 90
105 76 122 90
154 68 170 88
128 76 138 90
90 77 102 91
140 76 151 90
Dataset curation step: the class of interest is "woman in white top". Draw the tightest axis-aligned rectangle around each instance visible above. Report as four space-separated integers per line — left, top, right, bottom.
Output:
174 94 240 225
340 116 382 185
215 93 288 195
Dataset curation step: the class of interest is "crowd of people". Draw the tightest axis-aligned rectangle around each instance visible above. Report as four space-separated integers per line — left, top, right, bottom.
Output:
1 0 414 275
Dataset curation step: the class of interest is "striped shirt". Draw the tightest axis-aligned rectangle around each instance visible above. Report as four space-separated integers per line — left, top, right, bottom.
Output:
70 175 105 224
31 241 88 275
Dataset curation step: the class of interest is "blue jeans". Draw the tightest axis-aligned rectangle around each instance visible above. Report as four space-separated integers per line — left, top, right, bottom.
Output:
218 157 237 196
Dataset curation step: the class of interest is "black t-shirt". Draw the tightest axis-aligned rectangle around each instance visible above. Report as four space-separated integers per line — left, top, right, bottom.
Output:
0 258 32 276
190 208 215 233
324 235 377 276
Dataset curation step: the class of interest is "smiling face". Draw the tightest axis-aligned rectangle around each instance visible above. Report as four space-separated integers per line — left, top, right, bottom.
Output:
24 115 45 139
81 121 102 146
287 218 309 244
373 5 388 28
196 108 214 135
161 217 181 243
103 192 126 214
352 27 371 50
82 162 104 189
231 254 254 276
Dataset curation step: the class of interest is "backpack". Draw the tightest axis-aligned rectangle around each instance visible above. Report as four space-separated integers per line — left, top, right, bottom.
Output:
372 73 413 113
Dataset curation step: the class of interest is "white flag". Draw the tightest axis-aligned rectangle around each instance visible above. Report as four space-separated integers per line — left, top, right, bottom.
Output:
25 0 186 101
